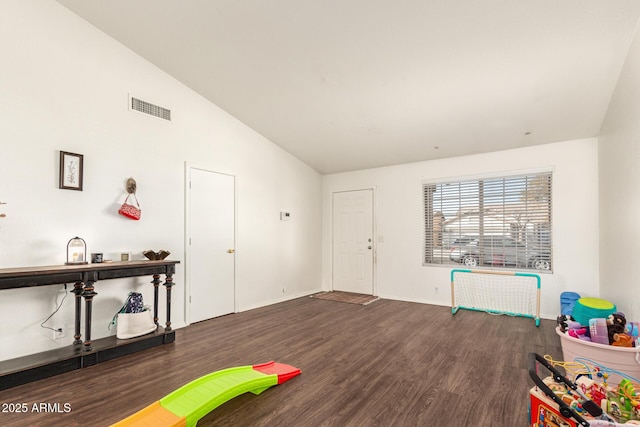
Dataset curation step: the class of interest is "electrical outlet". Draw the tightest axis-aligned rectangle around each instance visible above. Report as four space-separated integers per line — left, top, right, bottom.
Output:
53 326 65 340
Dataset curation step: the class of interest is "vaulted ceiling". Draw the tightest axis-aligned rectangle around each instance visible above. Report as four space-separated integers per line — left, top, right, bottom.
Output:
57 0 640 174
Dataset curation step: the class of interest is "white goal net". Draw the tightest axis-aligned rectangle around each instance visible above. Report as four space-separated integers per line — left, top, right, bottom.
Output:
451 269 540 326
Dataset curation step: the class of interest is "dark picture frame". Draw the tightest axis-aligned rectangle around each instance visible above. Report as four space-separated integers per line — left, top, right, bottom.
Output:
59 151 84 191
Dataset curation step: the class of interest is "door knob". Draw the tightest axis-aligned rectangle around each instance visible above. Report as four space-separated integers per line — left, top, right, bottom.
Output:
227 249 235 253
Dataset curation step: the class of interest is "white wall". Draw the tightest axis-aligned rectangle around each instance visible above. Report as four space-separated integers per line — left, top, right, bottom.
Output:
599 22 640 321
322 139 600 319
0 1 322 360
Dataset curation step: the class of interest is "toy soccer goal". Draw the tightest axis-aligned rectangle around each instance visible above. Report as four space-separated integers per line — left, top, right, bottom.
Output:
451 269 541 326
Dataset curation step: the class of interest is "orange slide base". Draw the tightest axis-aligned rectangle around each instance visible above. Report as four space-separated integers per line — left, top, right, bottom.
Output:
111 401 186 427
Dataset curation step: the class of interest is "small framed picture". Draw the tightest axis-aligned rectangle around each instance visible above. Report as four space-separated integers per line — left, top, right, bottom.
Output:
59 151 84 191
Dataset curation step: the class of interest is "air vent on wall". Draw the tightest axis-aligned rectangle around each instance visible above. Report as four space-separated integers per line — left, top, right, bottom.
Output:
130 96 171 121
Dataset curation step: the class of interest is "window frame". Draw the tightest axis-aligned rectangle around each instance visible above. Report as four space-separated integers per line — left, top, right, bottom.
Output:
422 169 553 272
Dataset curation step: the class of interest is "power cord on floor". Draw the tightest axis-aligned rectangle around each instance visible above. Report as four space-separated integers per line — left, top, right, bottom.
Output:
40 284 69 333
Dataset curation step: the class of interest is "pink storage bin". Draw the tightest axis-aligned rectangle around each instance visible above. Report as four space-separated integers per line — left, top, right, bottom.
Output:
556 326 640 386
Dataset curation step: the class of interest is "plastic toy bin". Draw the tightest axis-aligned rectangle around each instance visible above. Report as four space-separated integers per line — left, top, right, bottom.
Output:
556 326 640 384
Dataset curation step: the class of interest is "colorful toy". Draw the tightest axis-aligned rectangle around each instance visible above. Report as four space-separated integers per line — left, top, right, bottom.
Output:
590 318 610 345
608 313 628 345
613 334 635 348
572 298 617 328
111 361 301 427
558 315 584 333
569 327 592 341
529 353 603 426
618 380 637 407
530 354 640 426
626 322 640 337
561 292 581 316
558 315 592 341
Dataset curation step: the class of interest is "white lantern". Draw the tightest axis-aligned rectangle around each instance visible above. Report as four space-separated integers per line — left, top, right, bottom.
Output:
66 236 87 265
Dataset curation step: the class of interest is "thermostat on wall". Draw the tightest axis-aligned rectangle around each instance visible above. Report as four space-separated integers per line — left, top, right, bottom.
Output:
280 212 291 221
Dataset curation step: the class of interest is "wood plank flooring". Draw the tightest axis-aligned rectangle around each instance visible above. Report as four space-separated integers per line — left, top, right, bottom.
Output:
0 296 562 426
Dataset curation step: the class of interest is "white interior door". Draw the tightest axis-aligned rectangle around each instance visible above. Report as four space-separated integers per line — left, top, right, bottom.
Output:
332 189 374 294
188 167 235 323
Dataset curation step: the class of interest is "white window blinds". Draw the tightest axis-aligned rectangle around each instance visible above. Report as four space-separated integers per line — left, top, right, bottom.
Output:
424 172 552 271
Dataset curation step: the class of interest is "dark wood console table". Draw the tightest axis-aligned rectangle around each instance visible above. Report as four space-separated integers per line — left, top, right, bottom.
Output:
0 260 179 390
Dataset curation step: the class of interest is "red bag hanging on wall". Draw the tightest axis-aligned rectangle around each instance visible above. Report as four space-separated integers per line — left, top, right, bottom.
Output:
118 193 141 220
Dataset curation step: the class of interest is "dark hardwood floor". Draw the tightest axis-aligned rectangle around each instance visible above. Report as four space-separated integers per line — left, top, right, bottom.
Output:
0 296 561 426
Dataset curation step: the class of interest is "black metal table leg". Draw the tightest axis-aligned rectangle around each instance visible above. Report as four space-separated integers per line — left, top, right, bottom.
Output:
151 274 161 326
72 281 83 345
163 271 174 332
81 272 98 352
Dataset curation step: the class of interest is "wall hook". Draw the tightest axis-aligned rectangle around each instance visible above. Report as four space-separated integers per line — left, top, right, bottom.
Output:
126 178 137 194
